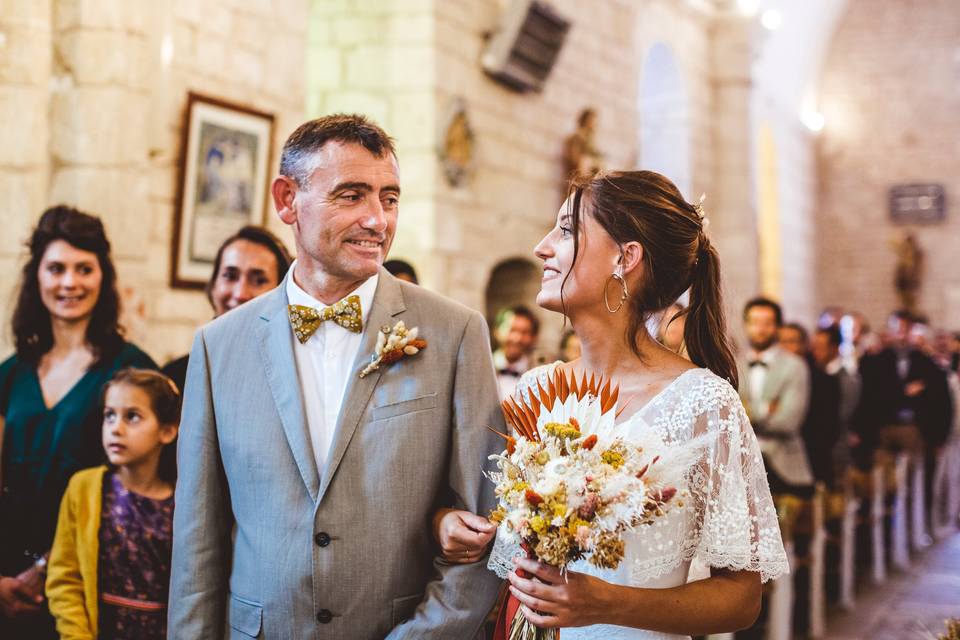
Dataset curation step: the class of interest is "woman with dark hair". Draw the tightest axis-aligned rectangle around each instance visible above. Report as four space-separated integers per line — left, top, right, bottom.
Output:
434 172 787 638
0 205 156 637
161 225 292 391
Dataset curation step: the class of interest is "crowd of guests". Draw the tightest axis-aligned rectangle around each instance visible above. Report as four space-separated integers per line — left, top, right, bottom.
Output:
736 297 958 502
1 203 958 638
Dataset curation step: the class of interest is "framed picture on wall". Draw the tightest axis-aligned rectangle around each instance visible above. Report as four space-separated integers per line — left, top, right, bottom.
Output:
171 92 275 289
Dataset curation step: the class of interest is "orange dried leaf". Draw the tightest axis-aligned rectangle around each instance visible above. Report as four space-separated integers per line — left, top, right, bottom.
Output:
528 391 541 417
599 378 612 408
525 489 544 507
569 372 580 397
582 434 598 450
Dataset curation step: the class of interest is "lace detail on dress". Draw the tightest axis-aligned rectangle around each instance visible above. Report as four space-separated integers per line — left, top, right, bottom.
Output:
487 365 789 585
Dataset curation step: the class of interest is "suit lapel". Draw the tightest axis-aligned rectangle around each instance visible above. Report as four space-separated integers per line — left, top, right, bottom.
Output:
256 283 320 502
317 270 406 504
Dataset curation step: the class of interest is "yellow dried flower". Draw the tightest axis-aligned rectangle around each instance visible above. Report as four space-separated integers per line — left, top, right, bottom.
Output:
589 531 625 569
544 422 581 440
530 515 548 535
601 449 625 469
489 506 506 524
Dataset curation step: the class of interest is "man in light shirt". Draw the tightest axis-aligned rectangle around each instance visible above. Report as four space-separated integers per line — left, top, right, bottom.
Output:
737 297 814 497
492 305 539 400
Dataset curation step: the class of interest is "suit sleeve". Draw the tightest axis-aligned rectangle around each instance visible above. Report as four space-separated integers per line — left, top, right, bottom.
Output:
763 357 810 437
167 330 233 639
45 476 94 640
385 311 505 640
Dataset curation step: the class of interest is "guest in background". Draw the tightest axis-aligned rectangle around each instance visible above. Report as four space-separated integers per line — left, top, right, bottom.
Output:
778 322 809 358
800 325 843 487
818 306 844 330
656 302 688 358
0 206 156 638
492 305 539 399
558 329 581 363
47 368 179 640
811 326 861 485
161 225 291 391
853 310 953 468
383 258 419 284
737 297 814 497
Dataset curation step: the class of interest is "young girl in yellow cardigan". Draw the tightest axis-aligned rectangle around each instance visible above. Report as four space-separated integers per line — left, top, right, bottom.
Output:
46 368 179 639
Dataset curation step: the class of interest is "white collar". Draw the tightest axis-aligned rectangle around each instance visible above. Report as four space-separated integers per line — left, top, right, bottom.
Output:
749 345 780 364
494 351 530 372
285 261 379 332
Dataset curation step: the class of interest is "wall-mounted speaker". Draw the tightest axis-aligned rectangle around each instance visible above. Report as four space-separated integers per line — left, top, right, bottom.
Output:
481 0 571 93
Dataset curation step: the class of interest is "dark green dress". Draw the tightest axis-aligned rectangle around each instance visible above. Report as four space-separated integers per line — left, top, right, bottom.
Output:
0 341 156 580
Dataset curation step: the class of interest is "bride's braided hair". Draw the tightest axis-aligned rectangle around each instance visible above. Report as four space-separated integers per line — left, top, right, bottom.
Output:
562 170 738 387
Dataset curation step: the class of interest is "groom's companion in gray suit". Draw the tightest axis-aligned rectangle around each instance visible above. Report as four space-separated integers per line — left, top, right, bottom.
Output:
169 114 504 639
737 297 814 497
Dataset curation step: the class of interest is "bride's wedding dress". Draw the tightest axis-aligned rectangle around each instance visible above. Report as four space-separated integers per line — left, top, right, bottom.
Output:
488 364 789 640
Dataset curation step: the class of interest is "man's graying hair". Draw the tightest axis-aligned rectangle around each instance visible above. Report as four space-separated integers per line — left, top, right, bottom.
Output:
279 113 397 187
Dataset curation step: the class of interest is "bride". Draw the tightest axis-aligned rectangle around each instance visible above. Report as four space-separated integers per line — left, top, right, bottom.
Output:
433 170 788 639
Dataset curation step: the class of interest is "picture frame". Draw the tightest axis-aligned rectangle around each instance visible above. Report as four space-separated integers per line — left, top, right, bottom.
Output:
171 92 275 289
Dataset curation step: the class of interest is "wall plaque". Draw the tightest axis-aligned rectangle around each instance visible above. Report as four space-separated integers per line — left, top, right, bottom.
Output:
889 183 945 224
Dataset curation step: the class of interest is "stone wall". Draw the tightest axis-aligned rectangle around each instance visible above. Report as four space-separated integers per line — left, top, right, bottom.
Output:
816 0 960 330
0 0 309 363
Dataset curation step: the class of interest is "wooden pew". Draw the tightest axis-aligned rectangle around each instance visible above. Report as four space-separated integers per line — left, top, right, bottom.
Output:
869 464 887 583
824 478 860 611
909 452 930 552
890 453 910 571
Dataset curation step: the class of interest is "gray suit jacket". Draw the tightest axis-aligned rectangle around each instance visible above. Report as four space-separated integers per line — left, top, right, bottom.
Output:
737 346 814 486
168 268 504 639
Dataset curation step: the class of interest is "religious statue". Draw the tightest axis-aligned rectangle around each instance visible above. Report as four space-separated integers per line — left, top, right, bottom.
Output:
439 98 474 187
563 108 603 180
893 232 924 314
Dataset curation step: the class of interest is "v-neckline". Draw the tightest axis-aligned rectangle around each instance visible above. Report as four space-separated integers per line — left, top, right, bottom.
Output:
32 365 92 412
613 367 702 426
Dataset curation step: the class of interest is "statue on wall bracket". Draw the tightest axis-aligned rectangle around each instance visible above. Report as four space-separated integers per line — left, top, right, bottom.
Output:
892 231 924 315
563 107 603 180
439 97 474 187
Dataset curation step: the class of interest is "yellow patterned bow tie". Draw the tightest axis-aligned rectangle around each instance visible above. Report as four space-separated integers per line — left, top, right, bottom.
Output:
288 295 362 343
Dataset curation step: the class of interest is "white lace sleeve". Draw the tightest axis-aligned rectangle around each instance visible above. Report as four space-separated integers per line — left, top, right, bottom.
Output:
486 364 558 579
690 381 790 583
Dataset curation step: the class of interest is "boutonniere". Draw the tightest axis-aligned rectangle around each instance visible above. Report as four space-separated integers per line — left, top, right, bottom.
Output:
359 321 427 378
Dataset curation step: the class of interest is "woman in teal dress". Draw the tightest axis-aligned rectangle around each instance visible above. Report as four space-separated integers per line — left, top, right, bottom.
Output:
0 206 156 638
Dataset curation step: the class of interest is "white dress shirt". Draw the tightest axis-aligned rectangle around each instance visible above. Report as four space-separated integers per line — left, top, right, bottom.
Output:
286 265 379 476
747 346 777 418
493 351 530 401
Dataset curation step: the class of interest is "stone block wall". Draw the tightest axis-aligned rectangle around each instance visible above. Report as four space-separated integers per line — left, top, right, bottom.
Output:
817 0 960 330
0 0 309 363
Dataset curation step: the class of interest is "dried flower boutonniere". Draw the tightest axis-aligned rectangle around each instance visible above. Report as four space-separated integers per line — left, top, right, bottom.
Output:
359 320 426 378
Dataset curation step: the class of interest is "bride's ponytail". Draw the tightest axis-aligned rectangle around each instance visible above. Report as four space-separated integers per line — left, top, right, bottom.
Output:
684 237 738 387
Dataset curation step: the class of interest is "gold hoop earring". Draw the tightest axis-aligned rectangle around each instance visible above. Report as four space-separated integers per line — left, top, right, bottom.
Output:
604 273 629 313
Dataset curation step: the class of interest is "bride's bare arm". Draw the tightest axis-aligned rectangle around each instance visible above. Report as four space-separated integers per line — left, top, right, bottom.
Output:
432 508 497 564
508 559 761 634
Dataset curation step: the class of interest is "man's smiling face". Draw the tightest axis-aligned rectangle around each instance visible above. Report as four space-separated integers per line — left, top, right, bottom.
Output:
289 140 400 283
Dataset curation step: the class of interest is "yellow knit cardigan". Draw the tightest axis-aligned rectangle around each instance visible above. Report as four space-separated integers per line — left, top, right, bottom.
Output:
46 465 107 640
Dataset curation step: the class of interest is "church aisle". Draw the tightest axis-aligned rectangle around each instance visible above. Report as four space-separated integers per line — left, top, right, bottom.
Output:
825 532 960 639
